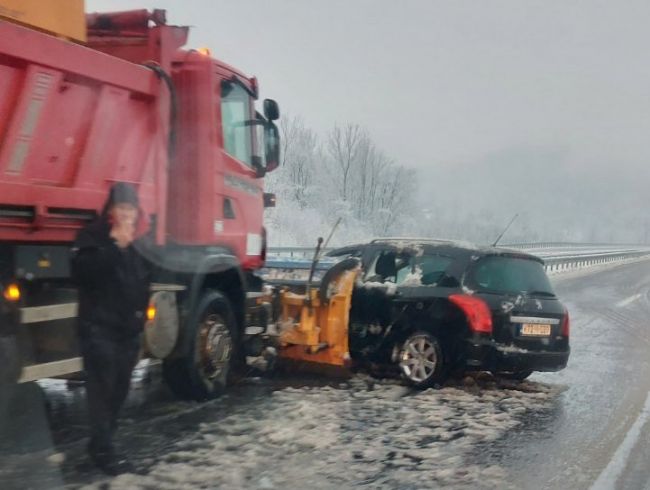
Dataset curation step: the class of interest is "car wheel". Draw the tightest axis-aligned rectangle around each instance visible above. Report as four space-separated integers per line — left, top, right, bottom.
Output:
398 331 445 388
493 370 533 381
163 291 236 401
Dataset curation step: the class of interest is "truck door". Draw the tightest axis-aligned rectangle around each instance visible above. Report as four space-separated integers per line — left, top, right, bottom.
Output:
217 78 264 268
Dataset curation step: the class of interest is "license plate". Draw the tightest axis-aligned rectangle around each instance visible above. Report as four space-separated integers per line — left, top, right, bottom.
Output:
521 323 551 336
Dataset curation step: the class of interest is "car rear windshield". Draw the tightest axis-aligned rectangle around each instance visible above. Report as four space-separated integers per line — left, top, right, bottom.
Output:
465 255 555 296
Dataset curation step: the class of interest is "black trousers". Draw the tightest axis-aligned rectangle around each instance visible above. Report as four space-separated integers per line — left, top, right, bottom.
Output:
80 333 140 456
0 334 21 439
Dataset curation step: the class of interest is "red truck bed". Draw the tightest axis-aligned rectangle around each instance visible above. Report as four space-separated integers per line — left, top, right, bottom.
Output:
0 10 272 272
0 16 172 243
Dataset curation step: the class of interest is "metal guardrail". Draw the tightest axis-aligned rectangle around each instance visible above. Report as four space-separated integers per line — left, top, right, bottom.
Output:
541 250 650 272
266 243 650 274
267 243 650 258
268 247 334 258
500 241 648 250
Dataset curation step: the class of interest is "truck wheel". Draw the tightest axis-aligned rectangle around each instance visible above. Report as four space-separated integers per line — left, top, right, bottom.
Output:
163 291 236 401
398 331 446 389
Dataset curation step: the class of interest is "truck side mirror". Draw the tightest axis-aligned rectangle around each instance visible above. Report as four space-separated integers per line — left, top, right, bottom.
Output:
263 99 280 121
264 122 280 173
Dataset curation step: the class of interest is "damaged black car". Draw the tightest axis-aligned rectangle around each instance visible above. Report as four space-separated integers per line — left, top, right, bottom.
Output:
328 239 570 388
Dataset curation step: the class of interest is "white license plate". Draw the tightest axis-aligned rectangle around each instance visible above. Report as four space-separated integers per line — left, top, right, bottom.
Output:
521 323 551 336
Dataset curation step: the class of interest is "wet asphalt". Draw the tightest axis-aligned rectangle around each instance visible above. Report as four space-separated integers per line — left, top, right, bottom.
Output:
475 259 650 489
2 259 650 489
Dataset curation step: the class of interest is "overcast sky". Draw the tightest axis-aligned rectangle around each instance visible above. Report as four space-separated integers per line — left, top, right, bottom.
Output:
88 0 650 166
87 1 650 241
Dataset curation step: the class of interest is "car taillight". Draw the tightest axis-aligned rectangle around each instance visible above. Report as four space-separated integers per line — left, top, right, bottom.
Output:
561 309 570 337
449 294 493 334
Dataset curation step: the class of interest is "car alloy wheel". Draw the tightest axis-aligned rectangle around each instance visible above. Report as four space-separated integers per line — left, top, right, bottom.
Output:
400 333 440 384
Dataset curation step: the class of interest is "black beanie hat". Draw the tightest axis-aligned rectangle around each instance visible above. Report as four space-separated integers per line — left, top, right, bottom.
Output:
101 182 139 217
109 182 139 206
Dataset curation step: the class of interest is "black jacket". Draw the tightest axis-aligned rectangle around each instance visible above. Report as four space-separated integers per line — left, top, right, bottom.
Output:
71 218 152 341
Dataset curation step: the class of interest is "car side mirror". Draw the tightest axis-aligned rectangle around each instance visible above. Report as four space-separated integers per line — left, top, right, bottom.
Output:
263 99 280 121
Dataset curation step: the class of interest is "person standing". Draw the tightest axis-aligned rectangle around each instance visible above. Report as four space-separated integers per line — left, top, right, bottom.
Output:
71 183 151 475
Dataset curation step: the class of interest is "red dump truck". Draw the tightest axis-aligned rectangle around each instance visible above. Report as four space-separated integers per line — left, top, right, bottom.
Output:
0 7 281 400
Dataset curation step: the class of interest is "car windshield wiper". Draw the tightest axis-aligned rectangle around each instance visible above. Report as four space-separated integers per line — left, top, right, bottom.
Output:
526 290 556 297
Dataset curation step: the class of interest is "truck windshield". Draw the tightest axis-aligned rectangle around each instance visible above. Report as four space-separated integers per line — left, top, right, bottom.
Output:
221 80 253 166
466 256 555 296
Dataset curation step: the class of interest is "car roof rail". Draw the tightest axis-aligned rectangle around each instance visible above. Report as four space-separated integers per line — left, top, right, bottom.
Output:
370 237 454 243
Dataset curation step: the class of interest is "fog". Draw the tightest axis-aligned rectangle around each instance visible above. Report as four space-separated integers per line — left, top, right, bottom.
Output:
88 0 650 244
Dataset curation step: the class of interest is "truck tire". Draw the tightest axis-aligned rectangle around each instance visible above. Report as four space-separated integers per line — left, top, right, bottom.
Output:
398 331 446 389
163 290 236 401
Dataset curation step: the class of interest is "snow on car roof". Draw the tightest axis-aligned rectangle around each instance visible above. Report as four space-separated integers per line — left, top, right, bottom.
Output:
367 238 543 262
372 237 480 250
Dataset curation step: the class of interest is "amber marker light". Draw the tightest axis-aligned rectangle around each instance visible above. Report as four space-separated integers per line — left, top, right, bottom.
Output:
3 283 21 302
146 304 157 322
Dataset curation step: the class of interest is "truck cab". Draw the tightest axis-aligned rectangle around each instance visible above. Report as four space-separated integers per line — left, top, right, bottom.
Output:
0 7 281 399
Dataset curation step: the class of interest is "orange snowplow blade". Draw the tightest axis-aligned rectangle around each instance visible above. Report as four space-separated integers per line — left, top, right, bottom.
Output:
277 268 358 368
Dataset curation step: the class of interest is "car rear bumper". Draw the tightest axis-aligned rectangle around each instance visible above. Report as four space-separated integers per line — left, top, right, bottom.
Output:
464 336 570 373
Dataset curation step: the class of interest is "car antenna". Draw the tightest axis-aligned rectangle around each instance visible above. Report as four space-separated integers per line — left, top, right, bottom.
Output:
491 213 519 247
322 217 342 251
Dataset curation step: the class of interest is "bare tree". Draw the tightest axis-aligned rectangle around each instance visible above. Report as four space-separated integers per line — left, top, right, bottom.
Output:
374 165 417 235
269 116 420 243
279 115 319 209
327 124 364 202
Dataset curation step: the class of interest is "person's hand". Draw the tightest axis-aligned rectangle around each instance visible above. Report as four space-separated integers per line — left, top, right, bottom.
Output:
110 221 135 249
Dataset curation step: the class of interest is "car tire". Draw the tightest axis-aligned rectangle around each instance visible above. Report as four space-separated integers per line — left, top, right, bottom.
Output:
493 370 533 381
163 291 236 401
398 331 446 388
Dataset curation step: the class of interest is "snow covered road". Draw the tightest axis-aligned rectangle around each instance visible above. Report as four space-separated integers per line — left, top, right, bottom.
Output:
4 258 650 489
85 378 562 489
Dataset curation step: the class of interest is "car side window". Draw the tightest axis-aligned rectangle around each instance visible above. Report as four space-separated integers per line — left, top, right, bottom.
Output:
364 250 410 283
473 261 498 289
363 250 457 287
418 254 455 286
